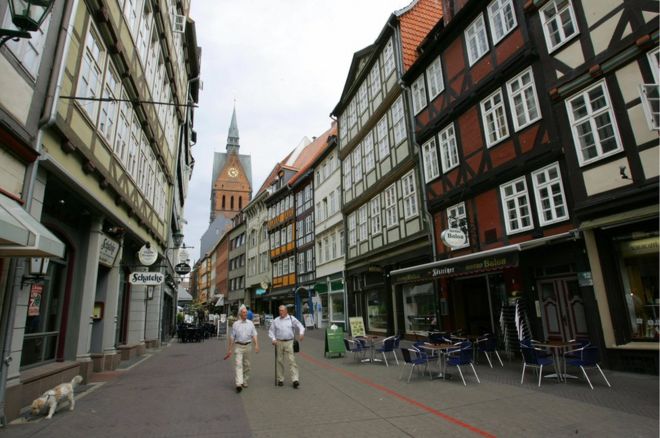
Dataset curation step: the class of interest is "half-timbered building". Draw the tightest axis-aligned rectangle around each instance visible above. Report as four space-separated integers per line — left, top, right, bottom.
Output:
395 0 586 347
332 0 441 336
1 0 200 421
526 0 659 373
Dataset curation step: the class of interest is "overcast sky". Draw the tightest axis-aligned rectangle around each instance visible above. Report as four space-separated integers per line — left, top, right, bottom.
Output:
183 0 411 261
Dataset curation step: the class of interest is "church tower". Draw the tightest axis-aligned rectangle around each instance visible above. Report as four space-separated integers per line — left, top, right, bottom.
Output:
209 106 252 224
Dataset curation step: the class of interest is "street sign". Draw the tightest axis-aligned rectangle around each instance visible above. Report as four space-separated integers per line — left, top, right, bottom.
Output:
175 262 191 275
129 272 164 285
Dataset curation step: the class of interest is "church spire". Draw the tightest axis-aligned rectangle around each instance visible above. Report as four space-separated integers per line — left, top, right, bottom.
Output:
226 104 240 154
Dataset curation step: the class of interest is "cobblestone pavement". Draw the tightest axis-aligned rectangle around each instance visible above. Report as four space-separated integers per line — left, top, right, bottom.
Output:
1 327 658 437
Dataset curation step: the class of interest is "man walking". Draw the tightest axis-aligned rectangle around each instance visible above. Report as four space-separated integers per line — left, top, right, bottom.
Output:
268 305 305 388
227 305 259 393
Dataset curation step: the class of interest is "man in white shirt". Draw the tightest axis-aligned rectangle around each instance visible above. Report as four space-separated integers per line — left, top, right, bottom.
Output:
227 305 259 393
268 305 305 388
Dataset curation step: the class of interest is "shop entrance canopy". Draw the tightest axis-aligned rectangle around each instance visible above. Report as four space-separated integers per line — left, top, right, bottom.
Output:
0 194 65 257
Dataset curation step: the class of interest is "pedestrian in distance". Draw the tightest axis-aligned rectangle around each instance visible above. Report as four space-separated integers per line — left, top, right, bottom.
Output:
268 305 305 388
227 305 259 393
246 306 254 321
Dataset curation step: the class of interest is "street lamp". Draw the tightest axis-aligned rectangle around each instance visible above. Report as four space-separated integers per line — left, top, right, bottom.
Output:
1 0 54 47
21 256 49 288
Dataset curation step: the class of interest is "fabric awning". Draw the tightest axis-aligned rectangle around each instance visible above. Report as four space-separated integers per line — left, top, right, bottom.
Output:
390 231 575 283
0 194 65 257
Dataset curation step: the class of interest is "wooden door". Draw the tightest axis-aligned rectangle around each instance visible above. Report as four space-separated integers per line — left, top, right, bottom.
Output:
538 277 588 342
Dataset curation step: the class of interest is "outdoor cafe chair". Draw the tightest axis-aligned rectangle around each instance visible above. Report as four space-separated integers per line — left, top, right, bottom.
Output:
446 341 480 386
399 347 430 383
520 342 557 387
476 333 504 368
344 338 365 363
564 345 612 390
375 336 399 366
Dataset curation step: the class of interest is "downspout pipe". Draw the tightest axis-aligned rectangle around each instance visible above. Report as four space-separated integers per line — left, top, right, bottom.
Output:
0 0 80 426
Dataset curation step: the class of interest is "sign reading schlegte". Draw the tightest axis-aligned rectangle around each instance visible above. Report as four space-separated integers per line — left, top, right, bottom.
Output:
129 272 164 285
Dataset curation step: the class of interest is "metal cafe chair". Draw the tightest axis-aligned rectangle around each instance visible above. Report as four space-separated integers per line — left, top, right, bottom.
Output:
564 345 612 390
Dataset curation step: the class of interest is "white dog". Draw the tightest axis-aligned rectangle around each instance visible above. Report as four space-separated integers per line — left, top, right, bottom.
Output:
31 375 83 419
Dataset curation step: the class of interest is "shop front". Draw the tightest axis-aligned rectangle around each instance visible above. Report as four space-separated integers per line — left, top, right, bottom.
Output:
581 207 659 374
314 275 346 330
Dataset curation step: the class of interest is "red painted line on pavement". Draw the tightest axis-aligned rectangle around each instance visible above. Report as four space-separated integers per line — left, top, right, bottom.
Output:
300 352 496 438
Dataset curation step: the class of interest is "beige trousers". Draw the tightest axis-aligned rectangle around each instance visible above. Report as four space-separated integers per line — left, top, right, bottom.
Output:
275 340 299 383
233 343 252 386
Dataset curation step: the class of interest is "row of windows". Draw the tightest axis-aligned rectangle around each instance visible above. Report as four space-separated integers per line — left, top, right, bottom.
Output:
230 233 245 250
269 224 293 249
297 248 315 274
296 216 314 247
342 95 406 188
316 229 345 265
315 154 339 186
421 66 541 182
229 254 245 270
347 171 418 247
295 185 313 215
273 256 296 278
446 162 569 248
229 276 244 291
247 251 270 277
269 195 294 220
339 38 397 145
315 189 341 223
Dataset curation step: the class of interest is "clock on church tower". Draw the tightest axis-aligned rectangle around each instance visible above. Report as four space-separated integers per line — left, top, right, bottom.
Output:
228 167 239 178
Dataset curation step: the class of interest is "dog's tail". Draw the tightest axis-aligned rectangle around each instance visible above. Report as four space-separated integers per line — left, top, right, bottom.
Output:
71 375 83 387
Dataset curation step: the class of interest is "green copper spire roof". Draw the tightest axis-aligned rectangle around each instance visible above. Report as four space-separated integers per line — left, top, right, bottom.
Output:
226 105 239 153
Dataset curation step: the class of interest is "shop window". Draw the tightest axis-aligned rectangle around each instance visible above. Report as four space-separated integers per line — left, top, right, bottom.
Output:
402 283 436 334
366 290 387 332
617 234 659 340
21 259 66 368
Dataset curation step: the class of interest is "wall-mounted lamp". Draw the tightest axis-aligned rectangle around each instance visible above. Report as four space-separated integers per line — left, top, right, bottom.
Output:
172 231 184 248
0 1 54 47
22 257 49 288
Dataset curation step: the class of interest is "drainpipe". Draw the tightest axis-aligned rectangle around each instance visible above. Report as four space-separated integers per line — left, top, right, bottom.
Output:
0 0 80 426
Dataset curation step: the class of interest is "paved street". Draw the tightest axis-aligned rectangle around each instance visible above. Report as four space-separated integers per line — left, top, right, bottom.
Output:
2 328 658 438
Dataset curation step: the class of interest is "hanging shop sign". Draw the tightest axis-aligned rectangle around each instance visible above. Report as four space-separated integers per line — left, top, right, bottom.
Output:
440 228 468 248
138 244 158 266
99 235 120 267
129 272 164 285
175 262 191 275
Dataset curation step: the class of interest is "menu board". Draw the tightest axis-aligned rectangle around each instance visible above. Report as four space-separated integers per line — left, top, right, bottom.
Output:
349 316 366 337
324 326 345 358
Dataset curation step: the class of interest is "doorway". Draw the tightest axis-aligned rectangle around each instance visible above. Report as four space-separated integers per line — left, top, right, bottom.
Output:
538 277 588 342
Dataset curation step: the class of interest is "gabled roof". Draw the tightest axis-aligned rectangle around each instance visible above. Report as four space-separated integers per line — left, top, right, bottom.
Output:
397 0 443 71
288 123 337 187
332 0 443 115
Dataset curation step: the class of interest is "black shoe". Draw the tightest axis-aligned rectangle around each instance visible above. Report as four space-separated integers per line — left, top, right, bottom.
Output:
236 386 242 393
293 381 299 389
277 381 283 386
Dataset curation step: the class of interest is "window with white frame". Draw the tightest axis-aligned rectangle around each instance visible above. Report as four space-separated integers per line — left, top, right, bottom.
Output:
447 202 469 249
507 67 541 131
500 177 533 234
358 205 368 241
339 230 345 256
339 116 348 144
306 248 314 272
99 65 120 144
363 134 375 173
465 14 489 66
122 0 144 35
331 233 338 259
426 56 444 100
288 256 295 273
376 115 390 160
348 99 357 129
392 96 407 145
411 75 428 114
2 10 51 79
531 162 568 226
352 144 362 182
317 241 324 265
136 3 152 62
438 123 460 173
369 61 381 100
323 237 330 262
481 89 509 147
565 81 622 165
641 48 660 130
422 138 440 182
283 257 289 275
540 0 579 53
370 196 382 235
115 96 131 164
401 172 418 219
343 158 352 188
298 253 305 274
358 82 369 116
77 26 105 120
348 213 357 246
383 38 395 77
488 0 517 45
384 184 398 227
